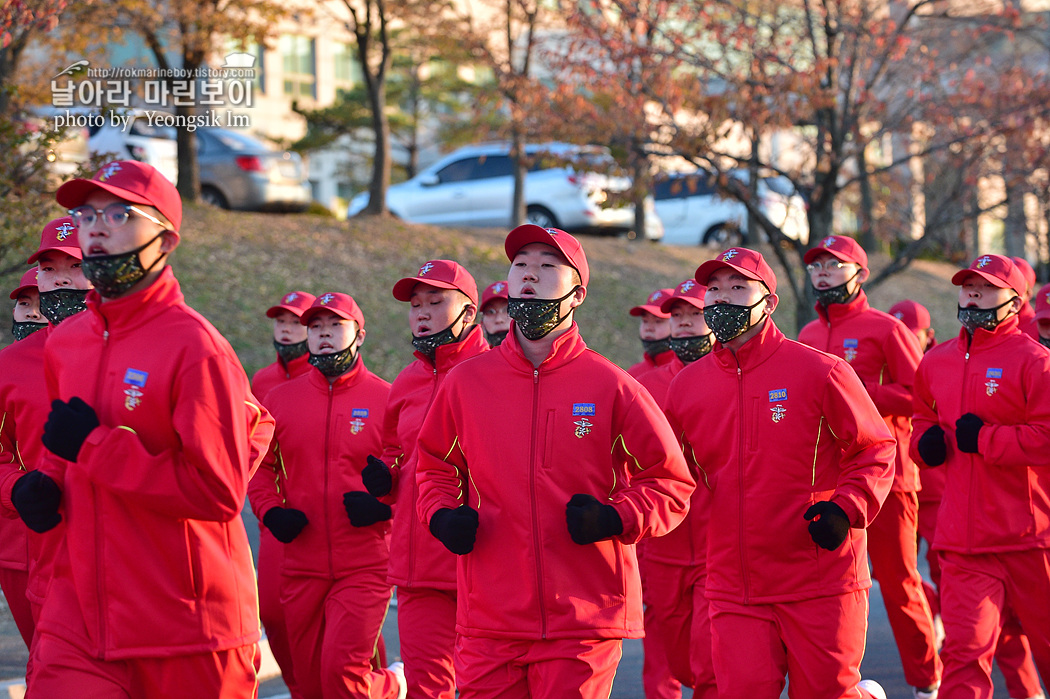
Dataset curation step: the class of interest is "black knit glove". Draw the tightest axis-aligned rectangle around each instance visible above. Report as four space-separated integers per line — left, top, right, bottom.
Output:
955 413 983 454
343 491 392 527
565 494 624 545
11 471 62 533
429 505 478 555
41 397 99 462
361 455 392 497
804 501 850 551
917 425 947 466
262 507 308 543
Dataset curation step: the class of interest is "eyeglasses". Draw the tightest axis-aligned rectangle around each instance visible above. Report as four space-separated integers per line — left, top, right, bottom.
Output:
805 259 852 273
69 203 165 230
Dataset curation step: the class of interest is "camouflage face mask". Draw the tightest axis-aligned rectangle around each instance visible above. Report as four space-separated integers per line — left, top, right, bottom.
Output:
957 298 1016 334
81 232 165 298
641 337 672 358
274 339 308 364
813 271 860 307
11 320 47 341
38 288 89 325
668 333 714 363
507 286 579 341
484 329 508 347
308 338 359 378
703 295 769 344
412 306 468 360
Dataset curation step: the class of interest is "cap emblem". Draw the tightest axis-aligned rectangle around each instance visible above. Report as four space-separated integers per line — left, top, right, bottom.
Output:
55 222 76 241
284 292 298 303
98 163 122 181
721 249 738 262
494 282 505 293
822 236 836 248
419 262 434 275
319 293 335 305
681 280 695 292
976 256 992 269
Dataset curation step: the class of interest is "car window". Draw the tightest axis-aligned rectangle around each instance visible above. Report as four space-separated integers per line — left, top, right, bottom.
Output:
129 120 176 140
436 158 477 184
470 155 513 180
761 176 796 197
653 173 716 200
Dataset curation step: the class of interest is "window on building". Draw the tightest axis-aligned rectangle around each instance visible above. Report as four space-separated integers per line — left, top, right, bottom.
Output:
281 34 316 100
333 43 362 100
223 39 265 96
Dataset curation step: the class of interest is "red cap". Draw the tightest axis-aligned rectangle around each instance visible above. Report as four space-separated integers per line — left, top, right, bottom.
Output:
266 290 316 319
695 247 777 295
1034 282 1050 321
803 235 868 269
56 160 182 234
888 299 931 332
480 281 509 311
504 224 590 288
9 268 39 300
1011 257 1036 294
630 288 674 318
660 279 707 313
392 260 479 305
26 217 81 264
300 292 365 328
951 254 1027 297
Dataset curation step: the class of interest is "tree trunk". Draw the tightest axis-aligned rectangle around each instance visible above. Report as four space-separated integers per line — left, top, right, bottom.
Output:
510 128 526 228
858 144 877 252
174 100 200 203
365 80 391 215
630 142 647 242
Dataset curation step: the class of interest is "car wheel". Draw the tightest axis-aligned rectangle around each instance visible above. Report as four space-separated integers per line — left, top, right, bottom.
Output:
703 224 745 248
526 206 558 230
201 185 229 209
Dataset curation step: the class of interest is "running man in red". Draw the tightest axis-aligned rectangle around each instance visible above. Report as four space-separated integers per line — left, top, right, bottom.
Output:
249 289 316 699
415 224 694 699
911 254 1050 699
352 259 488 699
664 247 895 699
798 236 941 698
9 268 46 341
1035 282 1050 350
479 280 510 347
1 218 92 661
627 288 675 379
23 160 269 698
637 278 717 699
252 292 404 699
1011 257 1037 339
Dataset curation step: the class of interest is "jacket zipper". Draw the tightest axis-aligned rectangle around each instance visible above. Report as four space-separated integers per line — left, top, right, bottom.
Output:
325 382 334 577
961 350 973 551
530 368 548 638
95 327 111 658
408 366 440 585
736 363 750 603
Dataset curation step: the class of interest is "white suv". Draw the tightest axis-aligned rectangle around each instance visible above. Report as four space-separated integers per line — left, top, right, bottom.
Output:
347 142 663 239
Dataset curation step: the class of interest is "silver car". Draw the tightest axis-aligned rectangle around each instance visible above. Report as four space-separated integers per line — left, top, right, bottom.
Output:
197 128 311 212
347 142 663 239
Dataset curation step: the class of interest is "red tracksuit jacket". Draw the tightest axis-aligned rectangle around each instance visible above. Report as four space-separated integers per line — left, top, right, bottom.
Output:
250 360 391 577
911 316 1050 553
416 323 695 640
38 268 268 659
627 348 676 380
380 325 488 590
798 291 924 492
664 319 895 604
252 352 312 403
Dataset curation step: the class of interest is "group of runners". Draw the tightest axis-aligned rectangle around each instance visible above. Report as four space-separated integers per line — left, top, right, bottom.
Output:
1 158 1048 699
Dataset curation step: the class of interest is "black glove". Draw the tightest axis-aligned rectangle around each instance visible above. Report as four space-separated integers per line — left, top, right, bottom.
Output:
565 493 623 545
41 397 99 462
429 505 478 555
803 501 850 551
917 424 947 466
343 491 392 527
361 455 393 497
11 471 62 533
955 413 983 454
262 507 308 543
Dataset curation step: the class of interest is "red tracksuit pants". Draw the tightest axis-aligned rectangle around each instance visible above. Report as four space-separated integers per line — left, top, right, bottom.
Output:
454 635 622 699
281 570 397 699
29 631 258 699
939 550 1050 699
709 590 879 699
919 496 1043 699
867 490 942 688
0 567 34 647
644 560 717 698
395 586 456 699
639 555 681 699
257 527 301 698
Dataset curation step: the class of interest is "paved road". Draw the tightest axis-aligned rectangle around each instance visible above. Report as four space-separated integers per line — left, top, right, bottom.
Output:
2 509 1040 698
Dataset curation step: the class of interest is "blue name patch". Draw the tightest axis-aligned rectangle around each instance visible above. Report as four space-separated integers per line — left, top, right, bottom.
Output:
768 389 787 402
351 408 369 418
843 339 859 348
123 369 148 387
572 403 596 416
986 368 1003 379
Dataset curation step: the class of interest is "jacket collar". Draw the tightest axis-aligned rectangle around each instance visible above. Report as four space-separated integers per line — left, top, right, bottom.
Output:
649 348 676 367
955 314 1021 353
412 324 489 373
711 316 785 373
86 266 183 335
499 321 588 373
814 289 870 325
276 352 311 375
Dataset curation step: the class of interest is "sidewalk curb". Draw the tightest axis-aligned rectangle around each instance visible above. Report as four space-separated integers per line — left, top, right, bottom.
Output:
0 636 280 698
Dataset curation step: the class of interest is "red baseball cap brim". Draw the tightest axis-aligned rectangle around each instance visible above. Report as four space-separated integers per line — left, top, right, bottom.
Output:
504 224 590 288
695 259 776 295
950 269 1021 295
629 303 670 318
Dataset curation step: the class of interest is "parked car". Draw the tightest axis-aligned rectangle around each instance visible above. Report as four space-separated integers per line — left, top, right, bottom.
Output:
655 169 809 247
87 114 310 212
346 142 663 240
